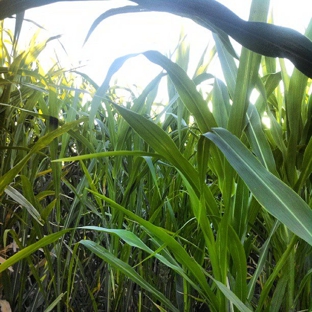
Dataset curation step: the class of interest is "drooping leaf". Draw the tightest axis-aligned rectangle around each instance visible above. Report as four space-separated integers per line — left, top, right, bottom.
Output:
89 50 216 131
84 2 238 58
87 0 312 78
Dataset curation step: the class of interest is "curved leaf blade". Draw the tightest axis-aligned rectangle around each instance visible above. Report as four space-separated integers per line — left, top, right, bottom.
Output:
5 185 43 225
80 240 179 312
84 5 143 45
86 191 219 310
131 0 312 77
204 128 312 246
0 229 71 273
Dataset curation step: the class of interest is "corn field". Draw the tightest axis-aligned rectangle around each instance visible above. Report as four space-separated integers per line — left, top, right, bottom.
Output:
0 0 312 311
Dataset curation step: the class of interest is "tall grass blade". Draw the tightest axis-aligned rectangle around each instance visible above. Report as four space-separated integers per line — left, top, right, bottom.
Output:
211 279 252 312
0 117 87 194
4 185 43 225
80 240 179 312
0 229 71 273
88 190 219 310
112 103 219 216
92 50 216 132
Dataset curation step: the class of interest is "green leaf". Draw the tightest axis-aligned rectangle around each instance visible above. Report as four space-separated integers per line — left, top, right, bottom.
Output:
91 50 216 133
53 150 160 163
80 240 179 312
5 185 43 225
87 191 219 310
0 229 71 273
212 279 253 312
131 0 312 77
0 117 87 194
142 50 217 132
112 103 219 217
205 128 312 246
245 104 278 176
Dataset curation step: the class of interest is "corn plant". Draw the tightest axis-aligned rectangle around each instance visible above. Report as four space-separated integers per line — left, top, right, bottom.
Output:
1 0 312 311
77 0 312 310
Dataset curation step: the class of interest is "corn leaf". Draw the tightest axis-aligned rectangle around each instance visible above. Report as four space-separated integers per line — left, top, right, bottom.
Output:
205 127 312 246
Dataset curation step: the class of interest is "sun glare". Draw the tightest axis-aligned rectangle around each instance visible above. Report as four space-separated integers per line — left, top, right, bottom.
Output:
9 0 311 93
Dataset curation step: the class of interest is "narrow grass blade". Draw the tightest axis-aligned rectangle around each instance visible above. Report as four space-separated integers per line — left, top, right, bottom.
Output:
53 151 160 163
44 293 66 312
213 34 237 98
285 70 308 185
89 53 138 127
247 220 280 300
205 128 312 246
295 137 312 192
96 50 216 133
80 226 182 272
245 104 278 176
88 190 219 310
4 185 43 225
80 240 179 312
211 279 252 312
0 117 87 194
256 236 297 311
0 229 71 273
227 225 248 302
112 103 219 216
84 6 143 45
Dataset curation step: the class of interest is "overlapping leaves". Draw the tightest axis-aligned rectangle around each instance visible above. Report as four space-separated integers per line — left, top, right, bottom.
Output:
85 0 312 78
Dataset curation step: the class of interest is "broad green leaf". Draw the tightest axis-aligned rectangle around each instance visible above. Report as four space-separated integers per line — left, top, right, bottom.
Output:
205 128 312 246
85 3 237 59
131 0 312 77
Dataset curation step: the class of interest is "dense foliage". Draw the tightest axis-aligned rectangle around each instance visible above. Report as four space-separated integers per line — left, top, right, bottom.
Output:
1 0 312 311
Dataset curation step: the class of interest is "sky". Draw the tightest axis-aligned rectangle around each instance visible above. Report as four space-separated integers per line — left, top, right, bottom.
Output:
7 0 312 88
